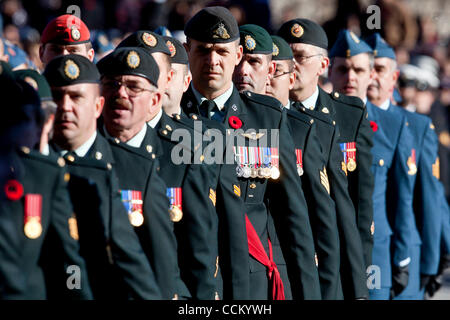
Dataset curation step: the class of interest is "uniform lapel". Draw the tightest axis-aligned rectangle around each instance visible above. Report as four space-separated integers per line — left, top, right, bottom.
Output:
223 86 248 130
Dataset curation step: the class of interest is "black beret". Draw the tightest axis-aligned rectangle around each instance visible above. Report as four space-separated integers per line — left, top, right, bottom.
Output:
277 18 328 49
117 30 171 56
239 24 272 55
162 36 188 65
14 69 53 101
43 54 100 87
270 35 293 61
97 47 160 88
184 6 239 43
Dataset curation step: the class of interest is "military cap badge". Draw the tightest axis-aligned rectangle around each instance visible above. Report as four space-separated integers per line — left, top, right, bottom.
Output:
71 26 81 41
166 40 176 57
127 50 140 69
349 31 360 43
64 59 80 80
213 23 230 40
291 23 304 38
24 76 38 90
244 35 256 51
272 43 279 57
142 32 157 47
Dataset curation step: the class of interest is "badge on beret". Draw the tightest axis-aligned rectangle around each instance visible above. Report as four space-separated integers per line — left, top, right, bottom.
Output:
64 59 80 80
272 43 279 57
166 40 176 57
142 32 157 47
213 23 230 40
244 35 256 51
24 76 38 90
126 50 140 69
349 31 360 43
291 23 304 38
71 26 81 41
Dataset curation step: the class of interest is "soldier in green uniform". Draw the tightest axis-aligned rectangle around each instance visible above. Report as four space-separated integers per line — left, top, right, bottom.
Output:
278 19 370 299
0 75 92 299
43 54 161 299
181 7 320 300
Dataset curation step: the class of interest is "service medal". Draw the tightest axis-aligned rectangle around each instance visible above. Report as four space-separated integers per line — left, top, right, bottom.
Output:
167 187 183 222
129 210 144 227
169 205 183 222
271 166 280 180
121 190 144 227
347 158 356 172
24 194 42 239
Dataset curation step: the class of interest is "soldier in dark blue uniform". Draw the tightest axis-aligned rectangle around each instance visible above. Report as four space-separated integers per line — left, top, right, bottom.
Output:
43 54 161 299
278 19 368 300
181 6 320 300
365 33 443 300
328 30 416 300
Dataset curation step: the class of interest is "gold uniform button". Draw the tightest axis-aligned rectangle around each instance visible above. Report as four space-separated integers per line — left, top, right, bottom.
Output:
106 163 112 170
379 159 384 166
151 154 156 159
146 145 153 153
64 173 70 182
95 151 102 160
166 124 172 131
310 119 314 124
334 92 340 98
175 114 181 120
333 121 336 126
191 114 198 120
57 157 66 167
114 138 120 144
21 146 30 154
250 183 256 189
67 155 75 162
199 155 205 162
162 129 168 135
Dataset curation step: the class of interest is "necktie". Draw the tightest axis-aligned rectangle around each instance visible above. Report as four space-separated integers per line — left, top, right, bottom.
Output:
200 99 217 119
292 101 305 112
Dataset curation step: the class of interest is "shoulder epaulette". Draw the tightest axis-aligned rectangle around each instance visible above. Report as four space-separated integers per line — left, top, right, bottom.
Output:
19 146 66 168
286 108 314 126
107 137 157 161
240 91 283 112
330 91 365 110
297 106 334 126
67 156 112 171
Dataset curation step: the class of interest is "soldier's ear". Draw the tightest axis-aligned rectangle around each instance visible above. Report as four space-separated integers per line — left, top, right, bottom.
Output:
87 48 95 62
235 44 243 66
289 71 296 90
183 70 192 92
95 95 105 119
318 56 329 77
392 69 400 84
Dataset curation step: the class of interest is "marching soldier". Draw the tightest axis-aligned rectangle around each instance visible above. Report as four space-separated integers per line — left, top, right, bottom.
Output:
234 25 340 299
328 30 415 300
181 6 320 300
277 19 368 299
365 33 442 300
43 54 161 299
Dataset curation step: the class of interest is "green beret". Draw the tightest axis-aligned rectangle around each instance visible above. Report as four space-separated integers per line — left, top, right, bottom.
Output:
14 69 53 101
277 18 328 49
43 54 100 87
117 30 171 56
184 6 239 43
97 47 160 88
239 24 272 55
162 36 188 65
270 35 293 60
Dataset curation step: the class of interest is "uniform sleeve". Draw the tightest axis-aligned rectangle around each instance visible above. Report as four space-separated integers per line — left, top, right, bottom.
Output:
267 111 321 300
302 123 341 299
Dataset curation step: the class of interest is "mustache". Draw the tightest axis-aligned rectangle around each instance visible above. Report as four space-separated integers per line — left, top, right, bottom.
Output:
369 80 379 89
112 98 133 110
234 75 255 86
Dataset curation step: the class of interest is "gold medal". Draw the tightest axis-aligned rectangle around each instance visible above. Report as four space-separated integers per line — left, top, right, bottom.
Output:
347 158 357 172
24 217 42 239
169 205 183 222
129 210 144 227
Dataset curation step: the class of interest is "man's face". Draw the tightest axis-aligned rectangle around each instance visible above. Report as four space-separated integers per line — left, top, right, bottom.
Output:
185 39 242 95
52 83 103 148
152 52 173 93
40 43 94 65
290 43 326 91
163 63 190 109
233 53 274 94
367 57 398 105
328 54 373 100
101 74 157 131
265 59 295 105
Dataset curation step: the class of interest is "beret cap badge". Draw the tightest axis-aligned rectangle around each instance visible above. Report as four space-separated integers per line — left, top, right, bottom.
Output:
213 23 230 40
291 23 304 38
64 59 80 80
272 43 279 56
71 26 81 41
166 40 176 57
244 35 256 51
142 32 157 47
127 51 141 69
349 31 360 43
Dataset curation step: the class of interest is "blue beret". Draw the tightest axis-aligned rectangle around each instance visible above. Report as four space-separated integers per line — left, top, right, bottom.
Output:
329 29 372 58
363 33 396 60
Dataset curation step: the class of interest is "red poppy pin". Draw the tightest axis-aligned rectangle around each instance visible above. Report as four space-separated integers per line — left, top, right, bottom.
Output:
370 121 378 132
4 179 24 201
229 116 243 129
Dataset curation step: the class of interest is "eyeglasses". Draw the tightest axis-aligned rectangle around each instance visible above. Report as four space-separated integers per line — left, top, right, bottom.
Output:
273 70 294 78
101 79 155 97
294 54 323 65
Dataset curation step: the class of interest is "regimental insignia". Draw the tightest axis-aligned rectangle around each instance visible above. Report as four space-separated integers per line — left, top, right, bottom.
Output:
439 131 450 147
233 184 241 197
240 132 265 140
295 149 303 176
142 32 157 47
320 167 330 194
212 23 230 40
341 161 347 176
24 194 42 239
321 107 329 114
166 40 176 57
209 188 216 206
433 157 440 179
64 59 80 80
291 23 304 38
340 142 357 172
407 149 417 176
370 221 375 236
214 256 219 278
167 187 183 222
127 50 140 69
272 43 279 56
244 35 256 51
71 26 81 41
349 31 360 43
68 213 79 240
24 77 38 90
120 190 144 227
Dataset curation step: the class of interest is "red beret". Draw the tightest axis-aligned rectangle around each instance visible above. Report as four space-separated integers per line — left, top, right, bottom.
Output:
41 14 90 45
